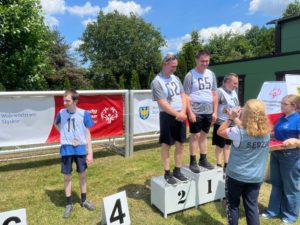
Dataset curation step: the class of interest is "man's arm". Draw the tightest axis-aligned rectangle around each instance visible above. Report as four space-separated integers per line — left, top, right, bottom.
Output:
86 128 93 164
157 99 185 121
212 90 218 124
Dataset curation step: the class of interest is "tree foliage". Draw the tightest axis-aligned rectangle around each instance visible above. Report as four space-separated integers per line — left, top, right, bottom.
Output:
130 70 141 89
283 0 300 17
79 11 165 89
176 30 203 79
0 0 51 90
44 30 90 90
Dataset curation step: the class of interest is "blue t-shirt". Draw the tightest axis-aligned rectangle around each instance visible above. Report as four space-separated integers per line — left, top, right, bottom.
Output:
55 108 94 156
274 112 300 141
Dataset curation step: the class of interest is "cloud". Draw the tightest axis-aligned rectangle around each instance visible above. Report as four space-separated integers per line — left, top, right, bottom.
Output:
82 18 97 27
44 15 60 27
249 0 295 16
163 22 252 53
102 0 151 16
67 2 100 17
40 0 66 14
71 40 84 51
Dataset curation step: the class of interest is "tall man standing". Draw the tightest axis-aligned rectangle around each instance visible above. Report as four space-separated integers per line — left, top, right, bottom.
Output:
183 50 218 173
55 90 96 218
212 73 239 171
151 53 188 185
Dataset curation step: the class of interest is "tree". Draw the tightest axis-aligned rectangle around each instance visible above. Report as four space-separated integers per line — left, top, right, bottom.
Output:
79 11 165 89
176 30 203 77
131 70 141 89
119 74 126 89
148 67 155 88
44 30 90 90
245 26 275 57
0 0 51 90
283 0 300 17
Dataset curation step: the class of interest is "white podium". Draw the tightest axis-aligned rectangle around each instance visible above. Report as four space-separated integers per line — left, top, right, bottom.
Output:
181 165 225 205
150 176 196 218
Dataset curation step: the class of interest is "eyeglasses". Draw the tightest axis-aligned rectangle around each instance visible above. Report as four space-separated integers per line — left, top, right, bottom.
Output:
281 102 292 106
163 55 176 62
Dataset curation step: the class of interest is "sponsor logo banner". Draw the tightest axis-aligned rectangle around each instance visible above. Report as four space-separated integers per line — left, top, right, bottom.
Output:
0 94 124 147
133 93 159 134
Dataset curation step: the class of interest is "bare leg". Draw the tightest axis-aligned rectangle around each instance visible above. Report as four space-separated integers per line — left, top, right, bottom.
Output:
161 143 171 170
174 141 184 167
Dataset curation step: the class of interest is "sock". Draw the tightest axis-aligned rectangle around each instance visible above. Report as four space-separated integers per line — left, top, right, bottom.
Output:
217 164 222 167
224 163 228 168
66 196 72 205
190 155 196 164
200 154 207 161
174 167 181 173
164 170 171 176
81 193 86 203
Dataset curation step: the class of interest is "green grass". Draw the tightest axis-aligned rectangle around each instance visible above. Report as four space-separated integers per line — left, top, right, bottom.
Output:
0 142 299 225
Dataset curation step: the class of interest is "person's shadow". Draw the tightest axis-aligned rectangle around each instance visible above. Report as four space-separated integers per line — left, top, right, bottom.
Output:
45 189 80 207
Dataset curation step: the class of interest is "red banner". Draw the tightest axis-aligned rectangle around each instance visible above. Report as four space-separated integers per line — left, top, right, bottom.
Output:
46 94 124 143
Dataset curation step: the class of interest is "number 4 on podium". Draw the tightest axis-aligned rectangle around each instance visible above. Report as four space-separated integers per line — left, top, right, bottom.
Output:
101 191 131 225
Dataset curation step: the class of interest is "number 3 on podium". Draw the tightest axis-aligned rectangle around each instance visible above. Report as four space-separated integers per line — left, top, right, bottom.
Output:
101 191 131 225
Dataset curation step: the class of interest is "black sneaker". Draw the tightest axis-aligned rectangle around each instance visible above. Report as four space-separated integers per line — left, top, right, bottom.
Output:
199 160 214 170
63 204 73 219
173 169 189 182
80 200 96 211
189 162 200 173
164 173 178 185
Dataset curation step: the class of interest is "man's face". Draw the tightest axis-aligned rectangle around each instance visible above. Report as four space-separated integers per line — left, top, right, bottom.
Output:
63 94 77 110
195 54 210 72
226 76 239 91
164 59 178 75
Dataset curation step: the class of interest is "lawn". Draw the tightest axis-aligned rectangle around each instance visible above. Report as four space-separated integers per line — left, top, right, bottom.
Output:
0 141 298 225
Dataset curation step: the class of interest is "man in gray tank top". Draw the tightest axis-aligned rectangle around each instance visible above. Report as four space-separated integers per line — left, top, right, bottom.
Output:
151 53 188 185
183 50 218 172
212 73 239 171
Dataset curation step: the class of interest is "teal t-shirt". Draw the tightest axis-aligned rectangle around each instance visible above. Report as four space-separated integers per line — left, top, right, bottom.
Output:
226 127 270 183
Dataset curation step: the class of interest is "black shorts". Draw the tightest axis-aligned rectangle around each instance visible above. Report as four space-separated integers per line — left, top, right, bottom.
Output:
61 155 87 174
212 124 232 148
189 114 212 134
159 112 186 145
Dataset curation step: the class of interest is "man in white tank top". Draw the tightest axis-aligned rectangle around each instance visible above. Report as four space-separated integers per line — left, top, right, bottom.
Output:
183 50 218 172
151 53 188 185
212 73 239 171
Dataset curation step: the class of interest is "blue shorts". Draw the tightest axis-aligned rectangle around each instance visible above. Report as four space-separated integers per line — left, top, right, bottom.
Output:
61 155 87 174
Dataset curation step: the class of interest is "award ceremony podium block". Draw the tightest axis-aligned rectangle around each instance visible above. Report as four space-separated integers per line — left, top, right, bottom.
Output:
181 166 225 205
150 176 196 218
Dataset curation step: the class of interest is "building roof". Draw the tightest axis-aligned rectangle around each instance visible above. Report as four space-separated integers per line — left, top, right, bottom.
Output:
267 14 300 25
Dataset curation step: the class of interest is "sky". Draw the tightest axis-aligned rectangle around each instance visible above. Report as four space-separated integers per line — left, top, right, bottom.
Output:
40 0 295 56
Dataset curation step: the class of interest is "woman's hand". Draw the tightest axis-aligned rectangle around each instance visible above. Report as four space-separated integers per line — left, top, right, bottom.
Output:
282 138 300 148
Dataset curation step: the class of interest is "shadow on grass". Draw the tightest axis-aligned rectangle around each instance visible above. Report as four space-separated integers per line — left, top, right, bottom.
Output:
45 189 80 207
175 205 224 225
117 179 151 202
0 149 115 172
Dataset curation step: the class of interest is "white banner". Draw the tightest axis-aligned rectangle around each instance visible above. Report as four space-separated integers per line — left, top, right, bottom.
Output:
285 74 300 96
257 81 287 114
133 93 159 134
0 96 55 147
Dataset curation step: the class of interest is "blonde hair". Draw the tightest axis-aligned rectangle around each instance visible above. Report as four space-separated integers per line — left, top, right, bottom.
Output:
241 99 271 137
282 94 300 112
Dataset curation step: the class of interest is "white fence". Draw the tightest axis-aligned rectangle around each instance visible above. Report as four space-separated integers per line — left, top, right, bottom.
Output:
0 90 160 160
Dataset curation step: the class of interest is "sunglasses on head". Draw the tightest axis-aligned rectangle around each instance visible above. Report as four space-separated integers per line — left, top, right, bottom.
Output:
164 55 176 62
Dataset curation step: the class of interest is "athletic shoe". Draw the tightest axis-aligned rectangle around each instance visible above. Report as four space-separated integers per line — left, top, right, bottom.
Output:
173 169 189 182
189 162 200 173
164 173 177 185
81 200 96 211
282 218 294 224
261 213 274 219
199 159 214 170
63 204 73 219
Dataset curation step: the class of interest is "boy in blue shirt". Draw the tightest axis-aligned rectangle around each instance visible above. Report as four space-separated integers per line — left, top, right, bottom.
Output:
55 89 95 218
